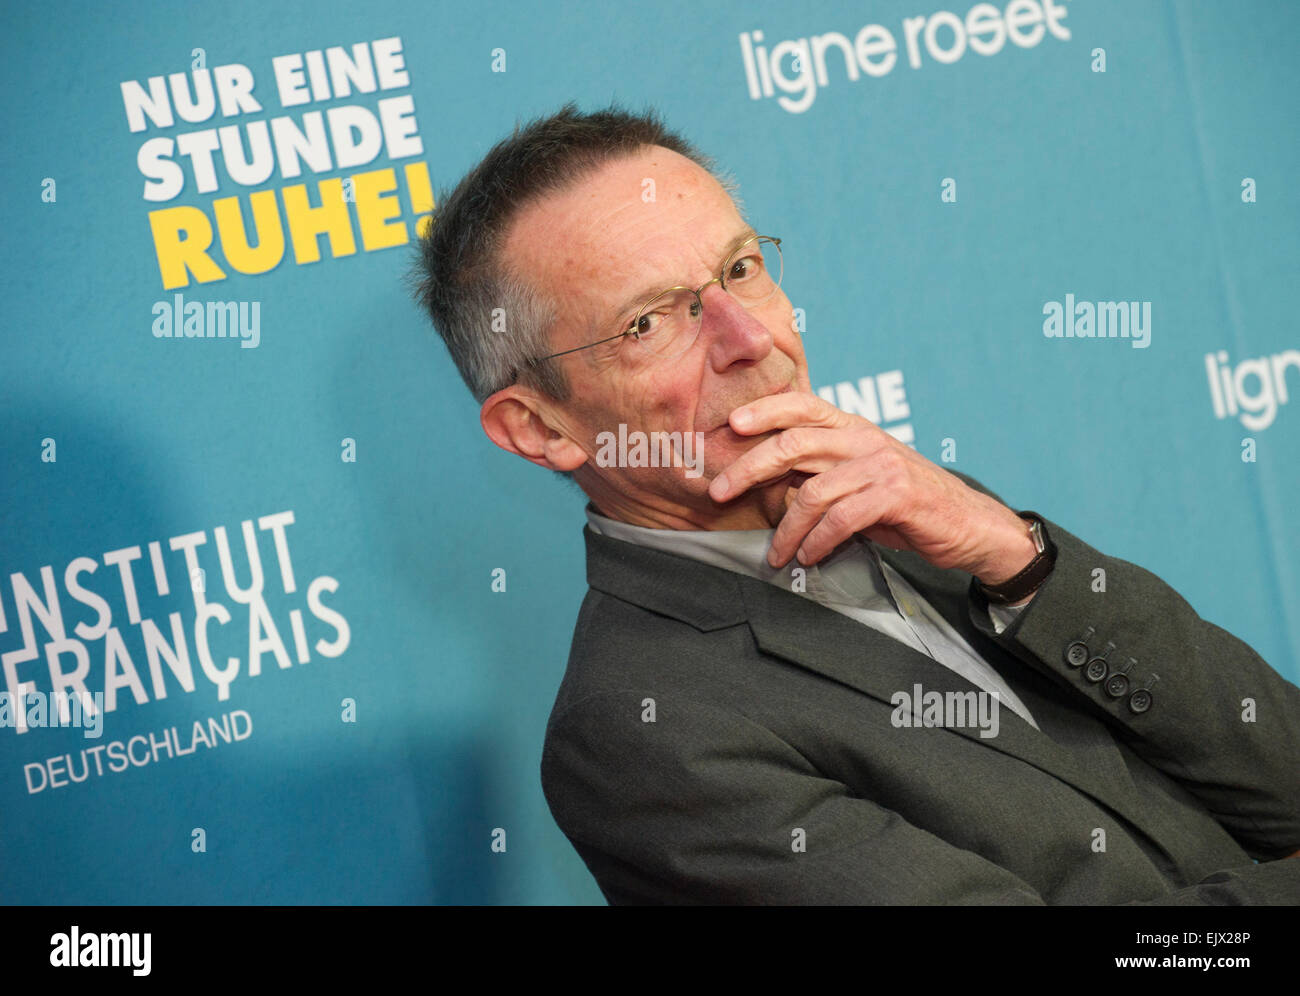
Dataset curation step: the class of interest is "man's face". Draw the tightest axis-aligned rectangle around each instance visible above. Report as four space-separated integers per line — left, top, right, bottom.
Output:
503 144 812 518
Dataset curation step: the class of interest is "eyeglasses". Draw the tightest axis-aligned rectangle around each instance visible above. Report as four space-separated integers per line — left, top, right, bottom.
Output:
524 235 783 368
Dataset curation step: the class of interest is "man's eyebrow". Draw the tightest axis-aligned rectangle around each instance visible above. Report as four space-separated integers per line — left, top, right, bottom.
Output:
597 225 760 334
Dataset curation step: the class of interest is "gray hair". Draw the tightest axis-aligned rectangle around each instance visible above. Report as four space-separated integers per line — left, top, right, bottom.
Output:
408 102 739 483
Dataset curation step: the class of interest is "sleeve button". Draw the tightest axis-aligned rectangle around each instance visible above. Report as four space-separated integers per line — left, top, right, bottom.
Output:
1104 673 1130 698
1065 641 1089 668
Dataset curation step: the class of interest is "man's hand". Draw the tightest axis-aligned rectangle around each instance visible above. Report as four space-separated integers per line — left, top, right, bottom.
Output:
708 391 1039 587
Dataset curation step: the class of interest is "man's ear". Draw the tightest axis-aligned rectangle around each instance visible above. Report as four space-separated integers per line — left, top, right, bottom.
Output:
480 387 589 472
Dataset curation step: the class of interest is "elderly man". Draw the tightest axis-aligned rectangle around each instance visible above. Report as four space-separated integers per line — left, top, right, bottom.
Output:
412 103 1300 905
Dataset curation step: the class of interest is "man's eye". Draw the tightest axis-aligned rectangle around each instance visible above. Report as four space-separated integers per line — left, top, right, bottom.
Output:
730 254 761 281
631 312 667 339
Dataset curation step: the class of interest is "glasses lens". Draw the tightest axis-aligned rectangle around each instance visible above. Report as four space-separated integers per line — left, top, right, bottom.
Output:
631 288 701 357
723 237 782 306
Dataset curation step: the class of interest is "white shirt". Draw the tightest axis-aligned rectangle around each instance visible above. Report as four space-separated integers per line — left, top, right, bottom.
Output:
585 506 1040 730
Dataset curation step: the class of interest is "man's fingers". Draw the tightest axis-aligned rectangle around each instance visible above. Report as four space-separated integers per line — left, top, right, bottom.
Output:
769 458 877 566
729 390 847 435
791 491 883 566
709 427 841 502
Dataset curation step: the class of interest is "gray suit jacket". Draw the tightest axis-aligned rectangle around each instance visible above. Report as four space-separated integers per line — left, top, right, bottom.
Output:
540 472 1300 904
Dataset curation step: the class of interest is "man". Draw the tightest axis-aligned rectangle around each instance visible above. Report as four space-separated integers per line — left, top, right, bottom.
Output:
412 103 1300 904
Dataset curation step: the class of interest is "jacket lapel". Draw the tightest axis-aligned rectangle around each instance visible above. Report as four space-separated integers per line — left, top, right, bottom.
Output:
874 544 1160 824
736 573 1116 796
585 524 1166 845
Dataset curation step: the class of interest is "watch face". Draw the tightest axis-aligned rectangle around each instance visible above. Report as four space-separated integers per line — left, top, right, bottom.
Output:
1019 520 1050 556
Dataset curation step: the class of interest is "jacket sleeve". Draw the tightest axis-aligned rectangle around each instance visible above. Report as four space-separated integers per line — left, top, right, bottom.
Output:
948 469 1300 861
542 690 1300 904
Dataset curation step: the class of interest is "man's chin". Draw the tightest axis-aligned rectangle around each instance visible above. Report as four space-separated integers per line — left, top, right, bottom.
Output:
700 462 804 517
698 426 770 482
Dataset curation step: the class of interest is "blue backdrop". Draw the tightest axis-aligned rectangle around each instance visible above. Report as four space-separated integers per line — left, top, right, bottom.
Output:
2 0 1296 904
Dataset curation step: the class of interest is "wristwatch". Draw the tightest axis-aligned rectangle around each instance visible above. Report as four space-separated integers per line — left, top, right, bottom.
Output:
977 511 1057 605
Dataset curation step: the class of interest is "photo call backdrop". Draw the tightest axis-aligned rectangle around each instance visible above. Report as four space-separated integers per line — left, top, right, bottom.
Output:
2 0 1297 905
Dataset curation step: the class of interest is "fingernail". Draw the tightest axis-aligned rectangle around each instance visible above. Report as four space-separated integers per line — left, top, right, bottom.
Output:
711 473 729 498
732 409 752 429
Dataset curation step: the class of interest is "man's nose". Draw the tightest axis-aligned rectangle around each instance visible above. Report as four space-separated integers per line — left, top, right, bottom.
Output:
697 282 774 365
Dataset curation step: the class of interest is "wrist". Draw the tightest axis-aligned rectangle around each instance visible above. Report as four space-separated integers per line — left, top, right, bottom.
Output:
974 510 1041 586
975 510 1057 605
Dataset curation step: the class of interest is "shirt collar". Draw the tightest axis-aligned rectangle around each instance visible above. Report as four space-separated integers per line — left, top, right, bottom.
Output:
585 503 785 582
583 503 895 608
